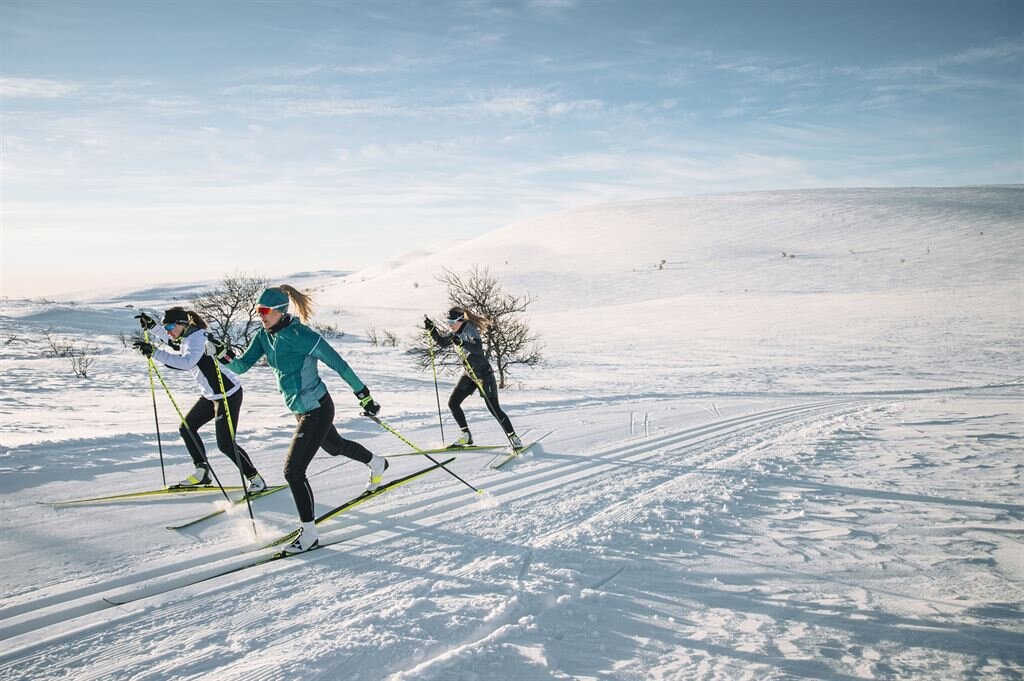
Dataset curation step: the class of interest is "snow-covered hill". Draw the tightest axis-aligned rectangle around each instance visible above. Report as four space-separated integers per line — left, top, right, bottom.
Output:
0 187 1021 680
320 186 1022 395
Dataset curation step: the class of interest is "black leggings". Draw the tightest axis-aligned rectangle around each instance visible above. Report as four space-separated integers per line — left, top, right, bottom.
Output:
449 373 514 435
180 389 258 479
284 392 374 522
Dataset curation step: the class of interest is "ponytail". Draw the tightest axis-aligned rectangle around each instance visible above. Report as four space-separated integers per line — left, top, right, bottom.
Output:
464 308 491 333
187 311 208 329
277 284 315 323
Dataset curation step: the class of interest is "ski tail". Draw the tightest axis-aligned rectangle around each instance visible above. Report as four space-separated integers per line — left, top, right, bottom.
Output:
490 441 541 469
166 484 289 530
40 485 246 507
386 445 506 457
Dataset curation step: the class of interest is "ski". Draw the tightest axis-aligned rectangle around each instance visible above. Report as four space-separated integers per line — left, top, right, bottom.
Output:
386 430 533 458
39 485 246 507
490 441 539 469
101 458 455 606
386 444 506 457
166 484 290 530
265 457 456 548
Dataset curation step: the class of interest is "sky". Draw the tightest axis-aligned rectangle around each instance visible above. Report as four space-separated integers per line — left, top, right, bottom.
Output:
1 0 1022 298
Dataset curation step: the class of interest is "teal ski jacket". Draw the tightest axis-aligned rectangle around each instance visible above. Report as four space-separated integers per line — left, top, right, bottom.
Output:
226 316 365 414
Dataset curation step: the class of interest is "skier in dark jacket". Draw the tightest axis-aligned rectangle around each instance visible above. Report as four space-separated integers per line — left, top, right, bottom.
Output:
424 306 522 449
133 307 265 492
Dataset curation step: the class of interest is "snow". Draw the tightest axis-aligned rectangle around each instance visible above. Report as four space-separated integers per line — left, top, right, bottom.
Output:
1 186 1022 680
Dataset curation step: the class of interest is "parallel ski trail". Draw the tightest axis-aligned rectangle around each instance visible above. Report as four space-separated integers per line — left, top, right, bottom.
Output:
315 401 873 679
0 399 860 670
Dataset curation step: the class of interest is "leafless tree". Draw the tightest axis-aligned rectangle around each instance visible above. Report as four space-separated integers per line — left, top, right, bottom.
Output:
191 272 269 350
312 322 344 339
365 325 380 346
412 265 542 388
69 345 97 378
42 328 75 357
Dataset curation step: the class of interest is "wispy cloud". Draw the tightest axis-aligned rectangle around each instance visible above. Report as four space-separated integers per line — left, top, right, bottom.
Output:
0 77 79 98
940 40 1024 66
527 0 579 11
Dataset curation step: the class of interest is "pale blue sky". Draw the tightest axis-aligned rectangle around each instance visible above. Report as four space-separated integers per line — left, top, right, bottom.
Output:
2 0 1021 297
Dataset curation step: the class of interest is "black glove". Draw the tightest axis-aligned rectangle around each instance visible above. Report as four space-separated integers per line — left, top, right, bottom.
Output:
355 386 380 416
423 316 435 331
451 334 463 346
135 313 157 330
132 339 155 358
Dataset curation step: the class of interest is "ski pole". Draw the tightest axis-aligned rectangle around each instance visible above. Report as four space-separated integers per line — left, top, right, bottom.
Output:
362 412 484 497
424 320 446 443
147 359 233 503
212 350 258 540
143 327 167 488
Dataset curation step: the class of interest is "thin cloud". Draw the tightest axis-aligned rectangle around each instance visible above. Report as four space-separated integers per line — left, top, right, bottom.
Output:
0 77 79 98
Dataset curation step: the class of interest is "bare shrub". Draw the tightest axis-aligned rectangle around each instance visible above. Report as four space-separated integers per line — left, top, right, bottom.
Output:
191 272 269 350
413 265 542 388
312 322 344 339
70 345 97 378
42 328 75 358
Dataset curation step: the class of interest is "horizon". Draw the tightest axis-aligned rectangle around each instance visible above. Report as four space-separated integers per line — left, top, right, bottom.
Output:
2 0 1022 297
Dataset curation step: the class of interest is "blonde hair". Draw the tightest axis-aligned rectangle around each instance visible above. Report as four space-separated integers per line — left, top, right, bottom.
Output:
452 306 490 333
277 284 315 323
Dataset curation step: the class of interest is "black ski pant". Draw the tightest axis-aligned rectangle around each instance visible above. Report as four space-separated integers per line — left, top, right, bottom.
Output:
284 391 374 522
180 389 258 479
448 373 515 435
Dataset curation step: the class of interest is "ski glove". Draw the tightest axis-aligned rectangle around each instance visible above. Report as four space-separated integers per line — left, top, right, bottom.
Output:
423 316 436 331
204 339 236 363
355 387 381 416
132 339 155 358
135 313 157 330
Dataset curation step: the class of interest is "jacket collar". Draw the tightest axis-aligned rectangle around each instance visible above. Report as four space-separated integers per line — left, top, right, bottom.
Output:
268 314 293 335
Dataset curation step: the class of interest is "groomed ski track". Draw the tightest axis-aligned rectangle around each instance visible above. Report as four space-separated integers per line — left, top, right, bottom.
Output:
0 398 866 668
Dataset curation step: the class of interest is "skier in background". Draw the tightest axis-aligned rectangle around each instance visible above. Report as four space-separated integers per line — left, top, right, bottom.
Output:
424 306 522 450
133 308 266 492
225 285 387 554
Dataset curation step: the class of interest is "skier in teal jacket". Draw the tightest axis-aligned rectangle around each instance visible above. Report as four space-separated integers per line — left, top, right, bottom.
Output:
226 285 388 554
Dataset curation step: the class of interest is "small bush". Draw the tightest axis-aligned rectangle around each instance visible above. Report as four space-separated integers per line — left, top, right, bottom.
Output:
313 322 344 339
43 328 75 358
70 346 97 378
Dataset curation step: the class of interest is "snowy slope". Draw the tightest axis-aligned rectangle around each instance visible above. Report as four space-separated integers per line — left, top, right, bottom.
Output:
319 186 1022 395
0 187 1021 680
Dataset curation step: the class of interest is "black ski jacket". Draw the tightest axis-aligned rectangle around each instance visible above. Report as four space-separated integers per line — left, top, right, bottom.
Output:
430 321 493 379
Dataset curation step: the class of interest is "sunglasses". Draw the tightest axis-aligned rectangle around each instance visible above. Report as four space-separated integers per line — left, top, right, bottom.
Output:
163 323 180 331
257 305 286 316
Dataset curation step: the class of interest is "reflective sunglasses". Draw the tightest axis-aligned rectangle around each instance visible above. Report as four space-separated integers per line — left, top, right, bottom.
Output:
257 304 286 316
163 323 180 331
